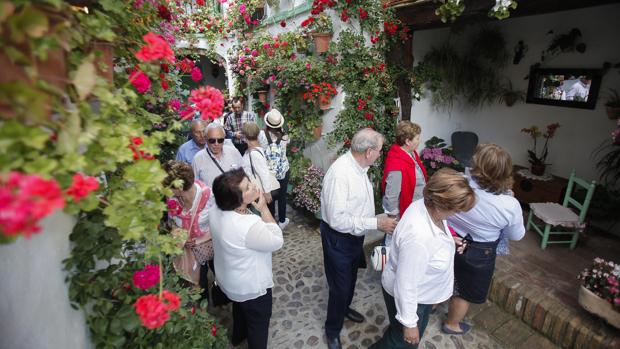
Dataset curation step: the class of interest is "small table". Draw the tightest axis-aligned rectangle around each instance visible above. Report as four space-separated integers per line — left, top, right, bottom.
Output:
512 165 568 204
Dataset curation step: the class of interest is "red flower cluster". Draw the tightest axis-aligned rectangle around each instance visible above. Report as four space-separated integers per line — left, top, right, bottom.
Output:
212 324 218 336
340 9 349 22
310 0 336 15
364 112 374 120
280 20 286 27
0 172 65 238
357 98 367 110
177 58 195 73
363 63 386 75
196 0 206 5
358 7 368 20
66 173 99 202
303 82 338 106
128 136 155 161
301 17 315 27
132 264 161 290
384 22 399 35
189 86 225 121
134 290 181 329
135 32 175 64
129 70 151 94
157 4 172 21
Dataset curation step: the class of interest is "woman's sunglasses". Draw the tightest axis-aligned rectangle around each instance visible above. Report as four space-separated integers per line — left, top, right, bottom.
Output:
208 138 225 144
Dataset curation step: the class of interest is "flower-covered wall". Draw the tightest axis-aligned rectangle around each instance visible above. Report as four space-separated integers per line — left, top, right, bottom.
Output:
410 3 620 183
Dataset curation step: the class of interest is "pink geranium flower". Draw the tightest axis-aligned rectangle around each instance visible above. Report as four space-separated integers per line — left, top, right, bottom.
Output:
66 173 99 202
189 86 224 121
191 67 203 82
132 264 161 290
129 70 151 94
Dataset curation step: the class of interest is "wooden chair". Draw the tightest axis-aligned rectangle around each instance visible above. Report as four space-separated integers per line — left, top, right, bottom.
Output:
526 171 596 249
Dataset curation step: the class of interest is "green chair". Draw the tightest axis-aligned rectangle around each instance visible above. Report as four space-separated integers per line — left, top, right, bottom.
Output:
526 171 596 249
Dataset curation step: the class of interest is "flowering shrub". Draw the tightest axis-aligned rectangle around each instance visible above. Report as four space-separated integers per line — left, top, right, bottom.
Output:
292 165 325 214
420 136 462 176
578 258 620 311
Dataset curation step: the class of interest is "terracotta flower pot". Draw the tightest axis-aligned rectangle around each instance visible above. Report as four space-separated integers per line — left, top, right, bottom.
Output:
313 125 323 140
530 164 546 176
312 33 332 54
606 106 620 120
319 96 332 110
578 285 620 329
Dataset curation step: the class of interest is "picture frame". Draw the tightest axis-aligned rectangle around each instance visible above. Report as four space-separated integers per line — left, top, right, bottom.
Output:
526 67 603 109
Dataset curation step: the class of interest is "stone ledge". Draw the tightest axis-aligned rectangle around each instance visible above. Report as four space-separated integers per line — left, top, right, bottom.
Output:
490 261 620 349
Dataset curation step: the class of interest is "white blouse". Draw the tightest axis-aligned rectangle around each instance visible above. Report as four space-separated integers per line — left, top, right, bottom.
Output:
382 199 455 328
242 147 279 192
320 151 377 236
210 206 283 302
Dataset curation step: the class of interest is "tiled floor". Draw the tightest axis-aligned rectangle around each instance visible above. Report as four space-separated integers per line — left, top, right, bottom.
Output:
210 207 504 348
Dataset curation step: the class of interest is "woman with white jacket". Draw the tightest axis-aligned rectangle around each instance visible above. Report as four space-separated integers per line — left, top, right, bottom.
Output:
210 168 283 349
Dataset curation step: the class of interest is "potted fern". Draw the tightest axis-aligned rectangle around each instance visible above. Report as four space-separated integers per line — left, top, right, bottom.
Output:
605 88 620 119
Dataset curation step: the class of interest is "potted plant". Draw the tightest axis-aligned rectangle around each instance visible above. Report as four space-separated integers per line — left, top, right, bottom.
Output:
521 123 561 176
308 13 333 54
605 88 620 119
498 79 525 107
303 82 337 110
594 119 620 187
577 258 620 329
420 136 463 176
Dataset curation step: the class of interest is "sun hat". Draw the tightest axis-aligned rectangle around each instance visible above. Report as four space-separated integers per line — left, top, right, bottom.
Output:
264 109 285 129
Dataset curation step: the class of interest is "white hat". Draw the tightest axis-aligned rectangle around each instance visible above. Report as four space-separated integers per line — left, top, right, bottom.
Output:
264 109 284 128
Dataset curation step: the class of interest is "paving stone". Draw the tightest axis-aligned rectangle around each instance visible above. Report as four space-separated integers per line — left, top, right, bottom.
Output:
472 304 512 332
517 333 560 349
492 318 533 348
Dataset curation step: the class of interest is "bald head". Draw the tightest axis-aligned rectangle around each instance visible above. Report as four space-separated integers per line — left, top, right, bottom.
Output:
190 120 206 147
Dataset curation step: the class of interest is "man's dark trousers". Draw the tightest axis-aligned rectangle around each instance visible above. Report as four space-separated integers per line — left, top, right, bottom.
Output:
321 221 365 339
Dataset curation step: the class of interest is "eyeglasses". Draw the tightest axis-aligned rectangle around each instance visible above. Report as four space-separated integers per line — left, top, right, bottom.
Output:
208 138 225 144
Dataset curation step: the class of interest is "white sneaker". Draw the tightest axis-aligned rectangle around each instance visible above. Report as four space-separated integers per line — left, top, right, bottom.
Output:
278 218 290 230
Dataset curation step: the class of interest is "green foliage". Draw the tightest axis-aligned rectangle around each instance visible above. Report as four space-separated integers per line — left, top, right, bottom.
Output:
435 0 465 23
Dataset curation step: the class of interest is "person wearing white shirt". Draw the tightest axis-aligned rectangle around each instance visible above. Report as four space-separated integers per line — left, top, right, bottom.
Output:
444 144 525 335
210 168 283 349
241 122 279 204
320 128 398 349
370 169 475 348
192 122 243 187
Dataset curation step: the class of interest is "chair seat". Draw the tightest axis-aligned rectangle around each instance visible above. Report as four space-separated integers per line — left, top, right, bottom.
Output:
529 202 586 230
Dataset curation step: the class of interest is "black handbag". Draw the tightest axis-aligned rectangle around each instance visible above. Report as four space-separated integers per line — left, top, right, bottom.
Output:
211 281 231 306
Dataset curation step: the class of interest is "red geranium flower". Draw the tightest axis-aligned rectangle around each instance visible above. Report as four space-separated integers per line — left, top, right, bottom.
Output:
134 294 170 329
66 173 99 202
135 32 175 64
364 112 374 120
167 199 182 216
177 58 195 73
189 86 224 121
132 264 161 290
280 20 286 27
157 4 172 21
196 0 206 5
212 324 218 336
358 7 368 20
161 80 169 90
162 290 181 311
179 105 196 120
129 70 151 94
383 22 398 35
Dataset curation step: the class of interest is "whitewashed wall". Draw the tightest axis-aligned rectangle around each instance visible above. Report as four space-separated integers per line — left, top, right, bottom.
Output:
0 212 91 349
410 3 620 181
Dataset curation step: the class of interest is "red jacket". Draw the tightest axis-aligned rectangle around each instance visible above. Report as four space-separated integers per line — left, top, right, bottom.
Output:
381 144 428 218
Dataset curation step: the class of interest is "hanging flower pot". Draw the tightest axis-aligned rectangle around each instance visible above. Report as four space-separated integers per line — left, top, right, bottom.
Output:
318 96 332 110
312 33 332 54
89 40 114 84
578 285 620 329
313 124 323 141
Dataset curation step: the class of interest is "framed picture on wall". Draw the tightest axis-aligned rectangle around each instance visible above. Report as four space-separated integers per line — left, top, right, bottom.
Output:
526 67 603 109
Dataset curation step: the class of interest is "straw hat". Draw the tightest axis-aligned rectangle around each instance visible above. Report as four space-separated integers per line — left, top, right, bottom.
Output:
264 109 284 128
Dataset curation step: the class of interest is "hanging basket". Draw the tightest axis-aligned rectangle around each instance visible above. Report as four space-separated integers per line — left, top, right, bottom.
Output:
312 33 332 54
606 106 620 120
578 285 620 329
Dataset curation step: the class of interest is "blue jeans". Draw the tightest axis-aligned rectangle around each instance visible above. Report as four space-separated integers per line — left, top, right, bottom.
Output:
370 288 432 349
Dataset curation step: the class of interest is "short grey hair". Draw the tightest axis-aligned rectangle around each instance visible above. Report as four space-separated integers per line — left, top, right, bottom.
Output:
206 122 225 134
350 128 384 153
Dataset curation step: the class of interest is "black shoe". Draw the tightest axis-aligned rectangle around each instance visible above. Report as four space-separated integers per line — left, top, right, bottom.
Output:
326 336 342 349
345 308 365 323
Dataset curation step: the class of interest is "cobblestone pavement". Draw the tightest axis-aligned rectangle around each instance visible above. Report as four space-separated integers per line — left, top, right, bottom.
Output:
210 207 504 349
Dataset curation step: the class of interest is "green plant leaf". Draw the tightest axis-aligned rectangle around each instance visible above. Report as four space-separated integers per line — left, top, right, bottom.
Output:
73 60 96 100
9 5 49 43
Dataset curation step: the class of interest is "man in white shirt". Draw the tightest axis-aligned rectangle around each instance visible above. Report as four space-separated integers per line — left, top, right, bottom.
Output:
320 128 398 349
192 122 243 187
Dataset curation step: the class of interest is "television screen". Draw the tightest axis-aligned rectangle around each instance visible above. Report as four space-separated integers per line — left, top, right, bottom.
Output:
526 68 602 109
